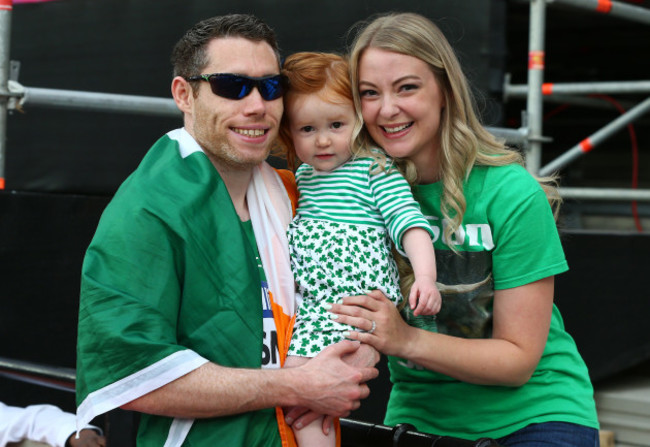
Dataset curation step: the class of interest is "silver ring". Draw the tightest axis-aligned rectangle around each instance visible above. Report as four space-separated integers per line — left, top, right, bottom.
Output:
368 320 376 334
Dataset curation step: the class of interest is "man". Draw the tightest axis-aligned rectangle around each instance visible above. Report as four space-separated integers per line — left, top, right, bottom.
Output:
1 402 105 447
75 14 378 447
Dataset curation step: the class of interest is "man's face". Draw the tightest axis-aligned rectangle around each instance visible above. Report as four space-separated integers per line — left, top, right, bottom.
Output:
186 37 283 170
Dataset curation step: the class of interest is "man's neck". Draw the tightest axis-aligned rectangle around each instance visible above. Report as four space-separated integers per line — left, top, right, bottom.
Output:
213 162 254 222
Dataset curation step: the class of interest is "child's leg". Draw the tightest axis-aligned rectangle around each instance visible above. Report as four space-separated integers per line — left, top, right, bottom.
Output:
292 415 336 447
283 355 336 447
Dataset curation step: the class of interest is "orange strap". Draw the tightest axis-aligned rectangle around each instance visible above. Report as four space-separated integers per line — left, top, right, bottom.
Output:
0 178 4 190
274 168 298 215
0 0 12 10
272 167 299 447
542 83 554 95
275 407 298 447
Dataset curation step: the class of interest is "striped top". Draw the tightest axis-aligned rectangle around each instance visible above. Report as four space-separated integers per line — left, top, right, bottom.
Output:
294 154 433 253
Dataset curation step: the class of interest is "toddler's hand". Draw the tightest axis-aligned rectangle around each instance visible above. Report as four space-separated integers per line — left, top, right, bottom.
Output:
409 276 441 316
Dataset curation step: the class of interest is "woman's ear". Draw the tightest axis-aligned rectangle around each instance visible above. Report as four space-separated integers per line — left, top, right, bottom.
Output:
171 76 193 115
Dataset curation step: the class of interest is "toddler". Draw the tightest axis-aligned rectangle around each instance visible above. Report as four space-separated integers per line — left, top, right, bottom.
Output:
279 52 441 447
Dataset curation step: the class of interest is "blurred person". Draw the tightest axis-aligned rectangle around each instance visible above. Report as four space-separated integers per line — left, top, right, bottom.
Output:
0 402 104 447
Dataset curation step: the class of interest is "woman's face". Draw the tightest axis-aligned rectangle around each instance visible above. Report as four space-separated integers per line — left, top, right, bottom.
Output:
358 47 445 182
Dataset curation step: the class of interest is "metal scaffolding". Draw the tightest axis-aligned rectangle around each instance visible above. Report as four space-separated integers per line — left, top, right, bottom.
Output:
504 0 650 206
0 0 648 206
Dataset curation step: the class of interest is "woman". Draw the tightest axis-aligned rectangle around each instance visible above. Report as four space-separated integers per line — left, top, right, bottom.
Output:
330 12 600 446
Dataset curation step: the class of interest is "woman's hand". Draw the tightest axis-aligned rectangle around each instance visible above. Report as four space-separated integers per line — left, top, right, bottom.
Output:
329 290 414 357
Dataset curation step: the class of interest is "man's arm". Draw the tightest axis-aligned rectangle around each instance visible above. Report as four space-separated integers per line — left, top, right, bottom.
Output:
122 340 378 419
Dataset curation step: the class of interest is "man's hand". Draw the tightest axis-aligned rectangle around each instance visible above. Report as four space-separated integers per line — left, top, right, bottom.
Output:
284 341 379 430
67 429 106 447
300 340 377 414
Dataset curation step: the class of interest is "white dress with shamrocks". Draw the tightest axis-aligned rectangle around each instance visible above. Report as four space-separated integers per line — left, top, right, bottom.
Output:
287 154 433 357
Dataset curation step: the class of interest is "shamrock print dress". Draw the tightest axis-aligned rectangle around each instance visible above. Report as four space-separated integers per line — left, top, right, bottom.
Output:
287 155 433 357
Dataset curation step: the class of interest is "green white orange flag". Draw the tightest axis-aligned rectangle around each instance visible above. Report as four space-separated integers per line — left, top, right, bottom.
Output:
76 128 296 446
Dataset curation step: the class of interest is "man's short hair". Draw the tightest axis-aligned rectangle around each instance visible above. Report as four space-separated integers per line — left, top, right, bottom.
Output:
171 14 281 79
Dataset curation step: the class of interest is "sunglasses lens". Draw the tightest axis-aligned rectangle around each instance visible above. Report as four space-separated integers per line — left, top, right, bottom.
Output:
209 74 250 100
259 77 283 101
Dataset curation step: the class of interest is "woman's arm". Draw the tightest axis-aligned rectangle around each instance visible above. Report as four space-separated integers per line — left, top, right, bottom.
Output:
331 276 554 387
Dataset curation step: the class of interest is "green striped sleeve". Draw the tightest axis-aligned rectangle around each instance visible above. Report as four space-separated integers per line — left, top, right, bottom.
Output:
367 163 433 253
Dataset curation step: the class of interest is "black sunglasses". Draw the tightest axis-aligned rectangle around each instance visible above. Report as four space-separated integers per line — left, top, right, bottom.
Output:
185 73 285 101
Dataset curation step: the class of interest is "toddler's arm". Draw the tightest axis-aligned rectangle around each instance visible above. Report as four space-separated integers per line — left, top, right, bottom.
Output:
402 227 441 316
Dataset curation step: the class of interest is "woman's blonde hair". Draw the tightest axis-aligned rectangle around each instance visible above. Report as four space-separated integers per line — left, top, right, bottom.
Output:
348 12 560 249
276 51 379 170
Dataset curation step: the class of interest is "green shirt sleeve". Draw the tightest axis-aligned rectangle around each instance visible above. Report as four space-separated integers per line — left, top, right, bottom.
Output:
486 165 568 290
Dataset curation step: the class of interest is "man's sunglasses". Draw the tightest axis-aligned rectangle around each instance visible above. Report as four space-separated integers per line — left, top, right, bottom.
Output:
185 73 285 101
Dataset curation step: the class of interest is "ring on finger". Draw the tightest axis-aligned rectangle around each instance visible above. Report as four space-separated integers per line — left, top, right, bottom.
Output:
367 319 376 334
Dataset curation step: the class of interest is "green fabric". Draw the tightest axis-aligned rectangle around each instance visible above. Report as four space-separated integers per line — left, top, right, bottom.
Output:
384 164 599 440
77 133 281 446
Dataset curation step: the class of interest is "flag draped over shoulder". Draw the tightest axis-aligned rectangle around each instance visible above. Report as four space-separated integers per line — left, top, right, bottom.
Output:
248 163 296 362
76 128 296 446
248 164 298 447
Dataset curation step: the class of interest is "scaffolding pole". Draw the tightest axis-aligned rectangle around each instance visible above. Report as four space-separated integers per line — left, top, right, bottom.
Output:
14 87 522 142
485 125 528 147
17 87 528 146
21 86 180 117
553 0 650 25
505 80 650 98
524 0 547 174
540 95 650 176
0 356 76 393
0 0 11 189
559 187 650 202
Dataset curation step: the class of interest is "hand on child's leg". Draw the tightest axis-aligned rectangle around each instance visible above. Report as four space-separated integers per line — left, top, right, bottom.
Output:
292 413 336 447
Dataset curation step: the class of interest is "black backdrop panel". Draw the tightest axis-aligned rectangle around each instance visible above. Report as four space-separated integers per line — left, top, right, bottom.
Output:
0 190 108 413
8 0 505 194
0 191 109 368
554 230 650 384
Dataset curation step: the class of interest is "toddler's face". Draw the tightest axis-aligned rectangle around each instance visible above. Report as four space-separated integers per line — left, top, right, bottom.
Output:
286 93 355 172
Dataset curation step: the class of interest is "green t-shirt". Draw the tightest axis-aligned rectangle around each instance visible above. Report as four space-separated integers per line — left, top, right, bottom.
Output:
384 164 599 440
